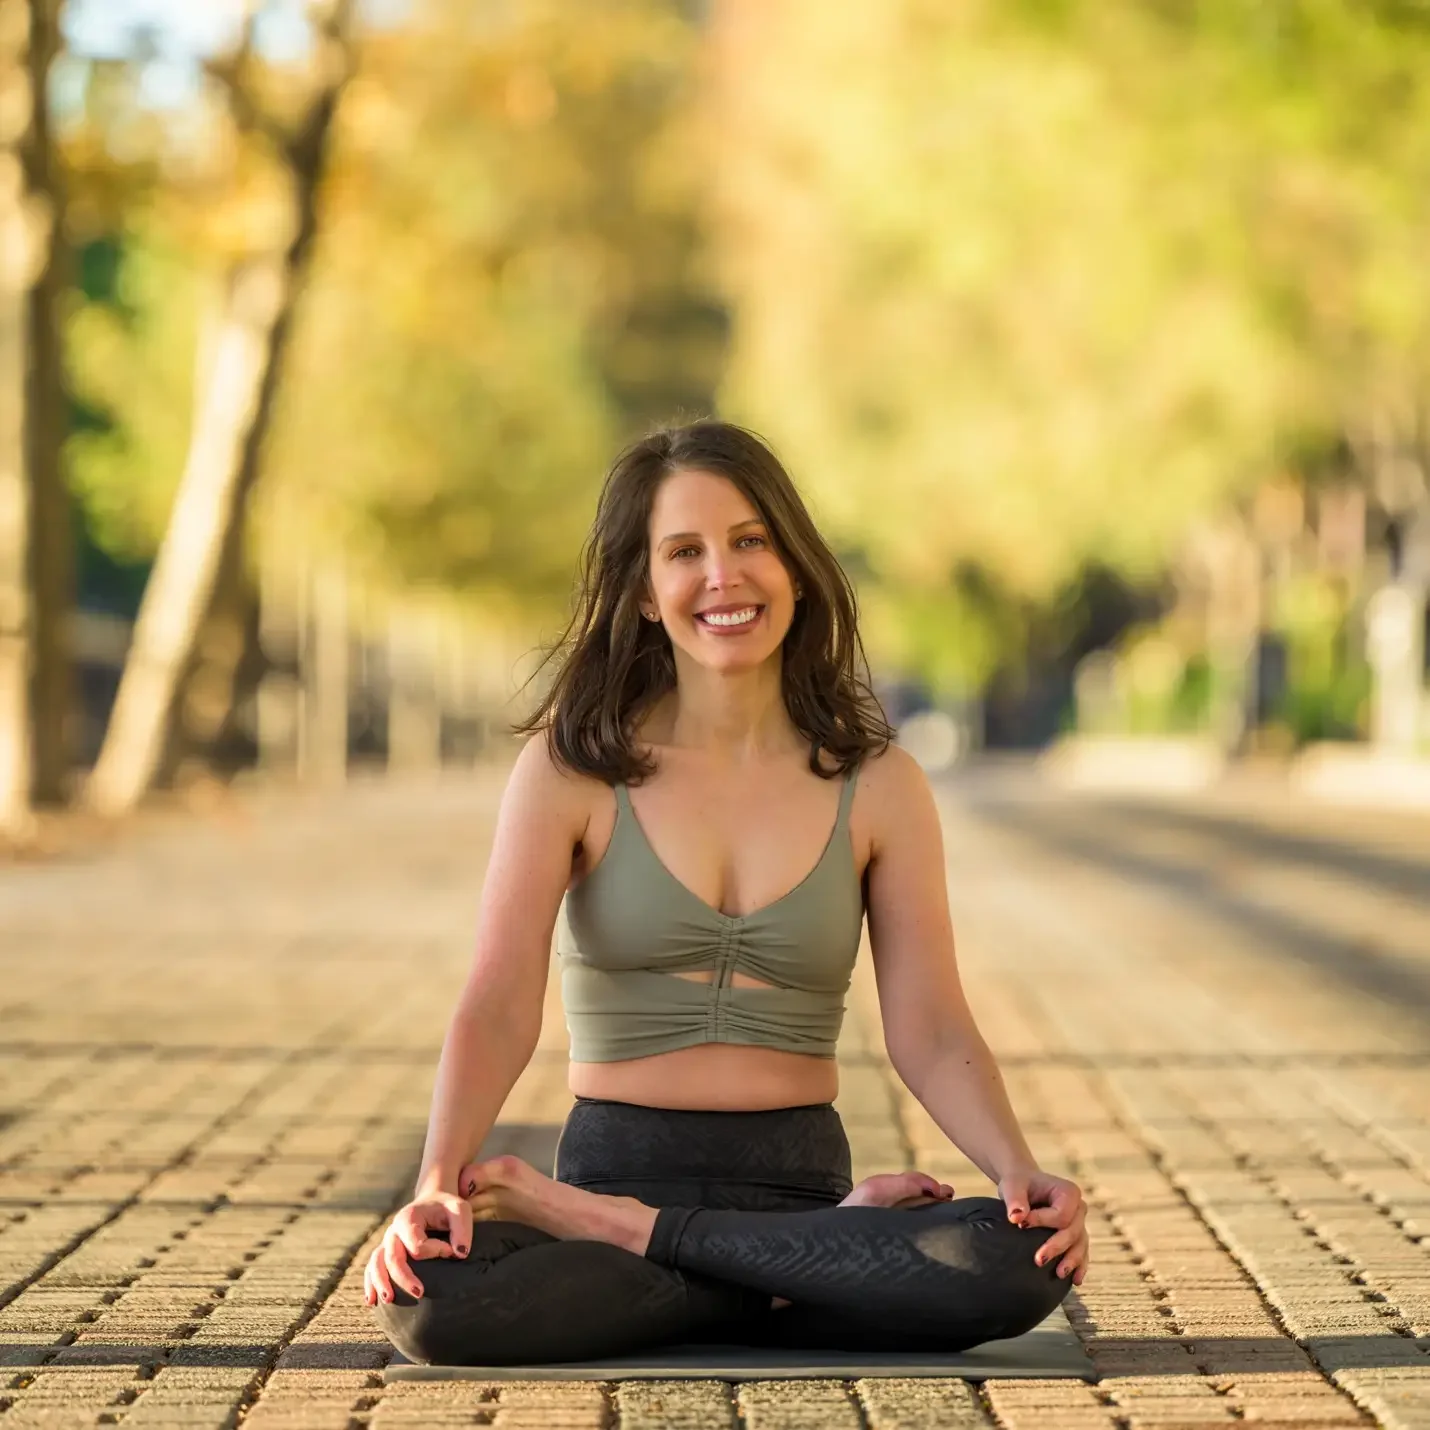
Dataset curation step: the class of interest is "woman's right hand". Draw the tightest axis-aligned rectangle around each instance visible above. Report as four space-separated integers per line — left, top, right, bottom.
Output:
363 1191 473 1306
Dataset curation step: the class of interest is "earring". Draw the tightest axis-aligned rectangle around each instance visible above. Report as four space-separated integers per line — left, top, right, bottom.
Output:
644 610 660 621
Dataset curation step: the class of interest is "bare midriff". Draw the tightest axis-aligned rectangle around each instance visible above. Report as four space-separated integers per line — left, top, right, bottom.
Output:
569 1043 838 1111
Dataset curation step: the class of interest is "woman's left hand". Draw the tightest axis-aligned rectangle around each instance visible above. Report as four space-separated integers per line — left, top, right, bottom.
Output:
998 1167 1090 1285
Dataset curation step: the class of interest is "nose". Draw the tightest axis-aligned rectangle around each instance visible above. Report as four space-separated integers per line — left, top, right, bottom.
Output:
702 548 739 589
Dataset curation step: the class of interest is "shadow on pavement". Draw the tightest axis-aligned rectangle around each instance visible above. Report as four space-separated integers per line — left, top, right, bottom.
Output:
975 799 1430 1028
1093 799 1430 903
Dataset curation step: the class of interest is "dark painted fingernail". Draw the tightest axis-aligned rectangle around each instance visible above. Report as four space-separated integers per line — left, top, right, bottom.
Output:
455 1245 467 1256
381 1290 390 1301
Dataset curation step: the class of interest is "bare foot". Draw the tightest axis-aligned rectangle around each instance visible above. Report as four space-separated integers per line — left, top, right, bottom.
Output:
457 1155 658 1256
839 1170 955 1210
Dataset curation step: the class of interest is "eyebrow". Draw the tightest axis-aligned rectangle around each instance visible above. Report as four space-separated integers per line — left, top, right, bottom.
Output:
658 519 765 548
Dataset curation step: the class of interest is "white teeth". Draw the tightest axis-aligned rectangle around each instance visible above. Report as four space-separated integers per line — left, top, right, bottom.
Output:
700 607 759 627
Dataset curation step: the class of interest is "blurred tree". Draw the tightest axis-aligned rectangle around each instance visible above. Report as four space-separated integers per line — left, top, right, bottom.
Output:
709 0 1430 695
261 0 724 611
82 0 359 816
0 0 66 840
25 0 69 805
65 0 722 795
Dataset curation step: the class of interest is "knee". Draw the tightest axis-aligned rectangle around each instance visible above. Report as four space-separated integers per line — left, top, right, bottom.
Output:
973 1216 1072 1338
911 1200 1071 1341
372 1223 541 1365
372 1259 470 1365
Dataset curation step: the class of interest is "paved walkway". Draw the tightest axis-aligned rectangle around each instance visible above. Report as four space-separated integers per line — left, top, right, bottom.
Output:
2 760 1430 1427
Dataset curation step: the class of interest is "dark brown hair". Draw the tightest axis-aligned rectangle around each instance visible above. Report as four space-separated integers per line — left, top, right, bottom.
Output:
514 419 894 782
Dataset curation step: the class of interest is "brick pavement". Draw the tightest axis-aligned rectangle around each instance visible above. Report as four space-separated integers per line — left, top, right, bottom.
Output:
2 762 1429 1427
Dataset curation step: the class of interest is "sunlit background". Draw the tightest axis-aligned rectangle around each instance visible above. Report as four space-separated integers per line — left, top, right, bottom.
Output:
4 0 1429 833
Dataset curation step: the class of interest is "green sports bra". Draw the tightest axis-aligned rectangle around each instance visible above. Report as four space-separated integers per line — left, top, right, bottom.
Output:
556 768 865 1062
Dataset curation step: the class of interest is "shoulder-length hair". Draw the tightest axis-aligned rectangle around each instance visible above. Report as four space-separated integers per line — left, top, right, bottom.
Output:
514 419 894 783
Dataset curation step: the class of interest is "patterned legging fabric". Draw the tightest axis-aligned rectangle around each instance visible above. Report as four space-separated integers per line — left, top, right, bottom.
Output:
375 1097 1070 1366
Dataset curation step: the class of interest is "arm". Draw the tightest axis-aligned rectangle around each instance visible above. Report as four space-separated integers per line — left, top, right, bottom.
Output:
862 746 1036 1185
365 733 590 1305
862 745 1088 1282
411 734 587 1198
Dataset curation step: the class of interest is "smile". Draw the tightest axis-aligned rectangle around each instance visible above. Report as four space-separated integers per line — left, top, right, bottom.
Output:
696 605 763 629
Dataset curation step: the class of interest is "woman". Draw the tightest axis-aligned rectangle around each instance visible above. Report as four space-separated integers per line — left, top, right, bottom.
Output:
365 420 1090 1366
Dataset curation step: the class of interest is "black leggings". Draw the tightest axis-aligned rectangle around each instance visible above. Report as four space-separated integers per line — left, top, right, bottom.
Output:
375 1098 1070 1365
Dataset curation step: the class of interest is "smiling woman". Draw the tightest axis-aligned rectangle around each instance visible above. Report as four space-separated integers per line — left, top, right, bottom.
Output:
364 419 1090 1367
521 421 888 786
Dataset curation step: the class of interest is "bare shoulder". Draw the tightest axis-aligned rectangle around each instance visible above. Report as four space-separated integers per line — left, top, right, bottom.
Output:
856 743 937 841
500 733 603 843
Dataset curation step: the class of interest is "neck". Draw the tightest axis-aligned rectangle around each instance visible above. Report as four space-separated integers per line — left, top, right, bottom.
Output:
653 655 796 760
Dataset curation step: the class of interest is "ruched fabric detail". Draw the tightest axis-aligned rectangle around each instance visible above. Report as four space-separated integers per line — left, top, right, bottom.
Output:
560 965 848 1061
558 768 865 1062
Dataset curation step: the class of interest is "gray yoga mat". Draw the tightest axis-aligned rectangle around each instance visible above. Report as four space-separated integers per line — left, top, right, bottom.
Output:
384 1305 1094 1382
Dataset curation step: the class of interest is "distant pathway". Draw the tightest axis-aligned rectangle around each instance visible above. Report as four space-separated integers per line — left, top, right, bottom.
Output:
1 762 1429 1428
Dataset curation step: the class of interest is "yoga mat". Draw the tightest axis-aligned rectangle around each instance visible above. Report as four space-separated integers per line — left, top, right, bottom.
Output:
384 1305 1094 1382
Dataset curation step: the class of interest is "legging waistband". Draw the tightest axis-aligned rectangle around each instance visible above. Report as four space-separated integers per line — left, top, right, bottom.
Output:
554 1097 854 1211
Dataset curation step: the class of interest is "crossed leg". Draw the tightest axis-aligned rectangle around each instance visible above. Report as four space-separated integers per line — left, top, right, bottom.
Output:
375 1160 1070 1366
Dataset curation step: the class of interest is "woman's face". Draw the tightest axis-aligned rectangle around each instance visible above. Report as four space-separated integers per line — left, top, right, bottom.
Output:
641 467 799 674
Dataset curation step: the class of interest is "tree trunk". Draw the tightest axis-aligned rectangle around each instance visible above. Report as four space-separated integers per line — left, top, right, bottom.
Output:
0 0 54 843
25 0 70 806
84 0 356 817
161 506 264 787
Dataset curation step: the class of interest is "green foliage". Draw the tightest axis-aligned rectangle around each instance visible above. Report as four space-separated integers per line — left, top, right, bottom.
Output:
261 0 724 610
63 0 723 626
714 0 1430 684
1270 572 1372 741
1073 629 1215 737
65 228 203 561
58 0 1430 695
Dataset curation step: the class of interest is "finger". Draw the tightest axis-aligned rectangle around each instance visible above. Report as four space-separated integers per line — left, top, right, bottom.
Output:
370 1245 394 1304
362 1256 374 1307
1022 1204 1073 1231
385 1237 425 1300
394 1211 453 1261
1006 1178 1029 1224
1033 1229 1076 1267
448 1197 473 1258
457 1162 480 1199
1058 1235 1092 1281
